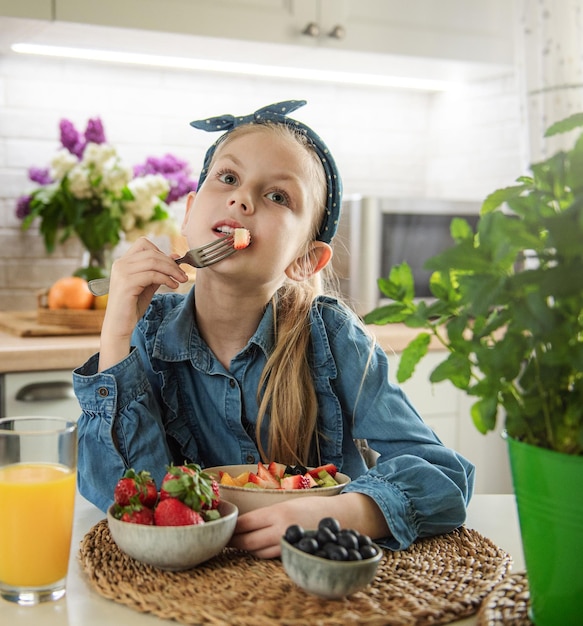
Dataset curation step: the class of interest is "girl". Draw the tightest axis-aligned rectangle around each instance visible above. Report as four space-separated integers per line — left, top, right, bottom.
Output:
73 100 474 559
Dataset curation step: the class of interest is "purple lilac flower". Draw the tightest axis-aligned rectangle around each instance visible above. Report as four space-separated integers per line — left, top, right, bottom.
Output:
165 172 198 203
84 117 106 145
15 195 32 220
59 119 85 158
28 167 52 185
134 154 197 203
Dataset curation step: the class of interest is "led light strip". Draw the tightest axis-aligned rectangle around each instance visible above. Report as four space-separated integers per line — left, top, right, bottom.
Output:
11 43 453 92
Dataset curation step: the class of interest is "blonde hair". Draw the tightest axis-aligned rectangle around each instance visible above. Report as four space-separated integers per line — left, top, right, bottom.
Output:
211 123 336 465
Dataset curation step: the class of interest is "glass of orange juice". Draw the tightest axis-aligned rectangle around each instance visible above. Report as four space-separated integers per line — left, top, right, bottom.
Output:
0 416 77 605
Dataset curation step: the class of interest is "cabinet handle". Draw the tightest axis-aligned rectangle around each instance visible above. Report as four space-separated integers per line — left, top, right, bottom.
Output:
302 22 320 37
328 25 346 40
15 381 75 402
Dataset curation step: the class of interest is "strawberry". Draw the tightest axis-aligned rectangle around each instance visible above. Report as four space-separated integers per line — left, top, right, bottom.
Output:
256 462 281 488
303 472 319 488
204 478 221 511
114 469 157 508
280 474 311 490
114 502 155 525
233 227 251 249
267 461 286 479
248 472 280 489
160 463 220 511
307 463 338 479
154 498 205 526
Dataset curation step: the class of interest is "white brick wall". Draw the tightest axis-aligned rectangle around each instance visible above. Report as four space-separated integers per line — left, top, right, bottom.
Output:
0 54 523 310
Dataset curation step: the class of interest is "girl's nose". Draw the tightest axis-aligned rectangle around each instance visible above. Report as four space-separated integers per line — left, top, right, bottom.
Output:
228 190 253 213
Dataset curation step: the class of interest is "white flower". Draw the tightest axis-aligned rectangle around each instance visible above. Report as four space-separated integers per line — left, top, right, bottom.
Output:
101 160 132 194
50 149 78 180
120 213 136 233
82 143 117 169
67 165 92 199
125 175 170 222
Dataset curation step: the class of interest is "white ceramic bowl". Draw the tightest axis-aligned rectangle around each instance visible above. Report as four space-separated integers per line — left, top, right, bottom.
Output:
280 536 383 599
106 500 238 570
205 464 350 515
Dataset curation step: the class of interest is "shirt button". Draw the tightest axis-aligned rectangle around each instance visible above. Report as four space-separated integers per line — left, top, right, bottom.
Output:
229 380 236 388
246 454 255 464
97 387 109 398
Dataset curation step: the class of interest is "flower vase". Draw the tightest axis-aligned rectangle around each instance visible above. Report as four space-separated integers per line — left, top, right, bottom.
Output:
75 247 113 282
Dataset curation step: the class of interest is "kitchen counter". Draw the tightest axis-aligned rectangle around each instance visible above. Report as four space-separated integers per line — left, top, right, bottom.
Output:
0 323 441 374
0 331 100 373
1 494 525 626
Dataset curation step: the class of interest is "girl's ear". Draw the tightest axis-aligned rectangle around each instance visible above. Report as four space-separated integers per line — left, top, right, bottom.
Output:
181 191 197 236
285 241 333 282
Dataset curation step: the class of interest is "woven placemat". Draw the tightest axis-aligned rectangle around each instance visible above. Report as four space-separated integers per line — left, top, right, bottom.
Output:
476 572 532 626
79 520 511 626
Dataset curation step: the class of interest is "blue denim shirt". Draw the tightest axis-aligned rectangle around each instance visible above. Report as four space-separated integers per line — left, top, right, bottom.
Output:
73 288 474 550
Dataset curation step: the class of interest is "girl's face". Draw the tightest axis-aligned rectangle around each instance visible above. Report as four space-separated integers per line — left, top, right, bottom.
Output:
182 126 328 286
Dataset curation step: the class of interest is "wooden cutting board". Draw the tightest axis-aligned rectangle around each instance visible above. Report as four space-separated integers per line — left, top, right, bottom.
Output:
0 311 102 337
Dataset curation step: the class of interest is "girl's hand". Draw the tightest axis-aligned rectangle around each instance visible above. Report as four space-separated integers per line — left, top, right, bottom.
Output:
98 238 189 371
228 493 390 559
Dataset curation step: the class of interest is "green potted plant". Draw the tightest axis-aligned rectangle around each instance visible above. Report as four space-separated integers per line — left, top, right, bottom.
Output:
364 113 583 626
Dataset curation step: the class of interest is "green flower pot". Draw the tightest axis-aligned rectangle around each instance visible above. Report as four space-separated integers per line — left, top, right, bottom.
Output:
507 437 583 625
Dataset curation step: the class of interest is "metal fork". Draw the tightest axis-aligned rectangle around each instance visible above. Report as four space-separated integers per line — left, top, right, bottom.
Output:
88 234 236 296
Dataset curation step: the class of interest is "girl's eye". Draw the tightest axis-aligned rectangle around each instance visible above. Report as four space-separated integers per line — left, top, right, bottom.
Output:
266 190 290 206
218 171 237 185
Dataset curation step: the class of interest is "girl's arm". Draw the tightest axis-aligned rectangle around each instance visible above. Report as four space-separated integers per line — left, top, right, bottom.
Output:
98 237 188 371
230 492 389 559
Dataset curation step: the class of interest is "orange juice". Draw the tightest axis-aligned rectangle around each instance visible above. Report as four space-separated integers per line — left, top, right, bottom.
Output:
0 463 76 587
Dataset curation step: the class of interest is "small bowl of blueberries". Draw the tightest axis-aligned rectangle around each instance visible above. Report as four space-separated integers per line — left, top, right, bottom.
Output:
280 517 383 599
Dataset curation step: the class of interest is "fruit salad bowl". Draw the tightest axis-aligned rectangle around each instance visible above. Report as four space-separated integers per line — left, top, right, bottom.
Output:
205 464 350 515
106 500 238 570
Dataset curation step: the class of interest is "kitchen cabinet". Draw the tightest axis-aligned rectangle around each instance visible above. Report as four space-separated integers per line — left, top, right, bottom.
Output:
28 0 512 63
1 370 81 421
0 0 52 20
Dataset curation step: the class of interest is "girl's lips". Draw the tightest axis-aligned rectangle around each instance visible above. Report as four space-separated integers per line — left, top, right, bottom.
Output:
213 220 244 234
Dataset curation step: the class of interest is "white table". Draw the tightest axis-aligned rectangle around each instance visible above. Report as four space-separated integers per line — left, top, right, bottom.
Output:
1 494 525 626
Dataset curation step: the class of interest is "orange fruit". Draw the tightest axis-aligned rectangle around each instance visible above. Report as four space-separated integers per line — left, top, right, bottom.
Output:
47 276 95 310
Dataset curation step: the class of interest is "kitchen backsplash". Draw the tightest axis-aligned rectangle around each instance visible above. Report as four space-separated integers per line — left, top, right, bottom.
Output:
0 53 523 310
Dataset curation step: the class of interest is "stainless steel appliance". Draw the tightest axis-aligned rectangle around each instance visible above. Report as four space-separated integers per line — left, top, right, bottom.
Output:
332 196 481 316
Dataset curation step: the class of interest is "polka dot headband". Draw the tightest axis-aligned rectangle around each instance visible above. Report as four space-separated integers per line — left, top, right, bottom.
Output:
190 100 342 243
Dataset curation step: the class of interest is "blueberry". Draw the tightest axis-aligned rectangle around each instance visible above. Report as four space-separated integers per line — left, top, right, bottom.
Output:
358 533 373 548
285 464 308 476
337 530 359 551
296 537 319 554
360 544 378 559
315 526 337 546
347 549 363 561
325 544 349 561
318 517 341 534
284 524 304 545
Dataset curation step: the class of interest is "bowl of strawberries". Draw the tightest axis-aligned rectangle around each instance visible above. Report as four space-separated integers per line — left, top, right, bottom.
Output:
205 462 350 515
106 463 238 570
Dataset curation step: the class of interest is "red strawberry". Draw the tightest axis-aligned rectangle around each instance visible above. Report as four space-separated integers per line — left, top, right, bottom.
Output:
256 462 281 488
233 227 251 249
154 498 205 526
114 502 155 525
248 472 280 489
204 478 221 510
303 472 319 488
160 463 220 511
307 463 338 479
114 469 157 508
267 461 286 479
280 474 311 490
